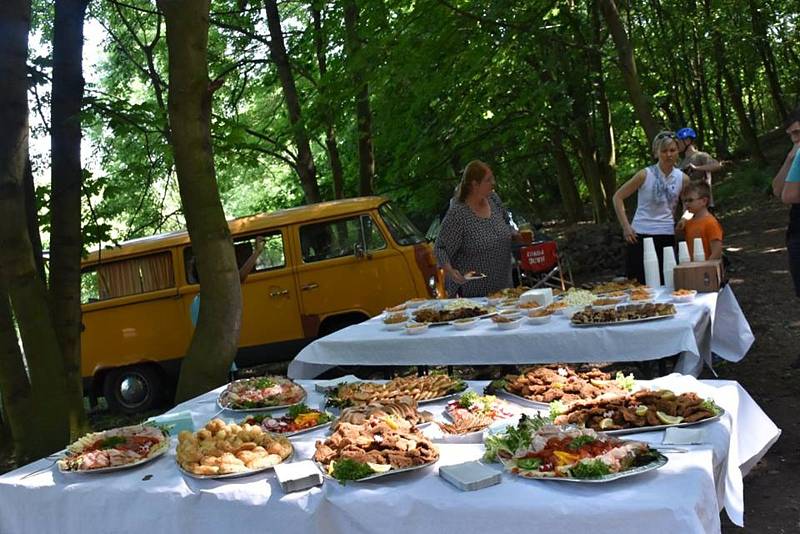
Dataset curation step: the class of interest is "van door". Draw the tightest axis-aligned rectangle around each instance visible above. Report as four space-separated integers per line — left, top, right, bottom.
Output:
181 230 304 359
294 213 416 328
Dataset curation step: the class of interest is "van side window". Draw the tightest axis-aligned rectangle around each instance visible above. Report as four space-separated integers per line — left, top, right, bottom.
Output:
300 216 386 263
183 232 285 284
81 251 175 303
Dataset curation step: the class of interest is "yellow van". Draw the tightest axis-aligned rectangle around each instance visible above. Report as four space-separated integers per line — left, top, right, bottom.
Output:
80 197 439 412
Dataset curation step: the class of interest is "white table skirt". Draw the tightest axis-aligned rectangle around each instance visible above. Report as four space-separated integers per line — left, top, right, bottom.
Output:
289 287 753 379
0 374 778 534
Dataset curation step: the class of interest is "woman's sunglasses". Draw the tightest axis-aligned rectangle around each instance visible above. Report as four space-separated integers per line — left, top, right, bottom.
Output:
655 131 677 140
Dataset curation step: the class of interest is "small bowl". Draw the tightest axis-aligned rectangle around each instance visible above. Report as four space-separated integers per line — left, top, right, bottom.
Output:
517 301 542 311
497 309 522 320
526 313 551 325
494 318 524 330
671 289 697 303
497 303 519 312
452 317 479 330
404 322 429 335
384 320 408 331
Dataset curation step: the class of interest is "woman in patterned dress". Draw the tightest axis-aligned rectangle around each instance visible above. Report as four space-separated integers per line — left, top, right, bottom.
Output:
612 132 690 283
435 160 519 297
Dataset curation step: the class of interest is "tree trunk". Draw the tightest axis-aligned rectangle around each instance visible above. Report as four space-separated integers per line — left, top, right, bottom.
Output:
0 0 71 456
264 0 320 204
551 130 582 224
158 0 243 401
748 0 786 121
50 0 89 437
23 158 45 282
310 3 344 199
598 0 660 141
710 26 766 164
589 1 617 217
0 283 40 464
343 0 375 196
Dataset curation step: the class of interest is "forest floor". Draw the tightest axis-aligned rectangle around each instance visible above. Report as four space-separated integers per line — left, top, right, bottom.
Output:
1 170 799 532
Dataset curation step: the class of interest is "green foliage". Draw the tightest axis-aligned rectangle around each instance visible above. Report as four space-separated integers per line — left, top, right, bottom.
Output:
26 0 796 246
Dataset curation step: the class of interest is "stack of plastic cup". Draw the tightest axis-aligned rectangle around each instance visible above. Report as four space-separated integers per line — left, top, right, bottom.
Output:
692 237 706 262
662 246 677 289
678 241 691 264
642 237 661 287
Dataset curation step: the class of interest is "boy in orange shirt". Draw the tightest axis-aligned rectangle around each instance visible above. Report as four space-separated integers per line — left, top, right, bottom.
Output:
679 182 723 260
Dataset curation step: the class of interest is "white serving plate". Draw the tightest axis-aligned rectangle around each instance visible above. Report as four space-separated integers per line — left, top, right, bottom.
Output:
671 290 697 303
178 448 293 480
404 322 430 335
318 459 437 482
507 452 668 483
383 320 408 331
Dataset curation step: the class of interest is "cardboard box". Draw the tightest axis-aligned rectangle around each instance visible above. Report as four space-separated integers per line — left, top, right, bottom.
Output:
672 259 724 292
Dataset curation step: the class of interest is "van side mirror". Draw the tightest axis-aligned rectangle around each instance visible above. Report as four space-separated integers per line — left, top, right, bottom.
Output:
354 242 366 258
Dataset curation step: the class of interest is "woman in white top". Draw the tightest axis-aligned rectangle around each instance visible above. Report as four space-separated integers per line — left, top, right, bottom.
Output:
613 131 690 284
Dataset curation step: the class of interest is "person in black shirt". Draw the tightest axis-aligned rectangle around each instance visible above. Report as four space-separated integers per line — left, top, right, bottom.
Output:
772 107 800 367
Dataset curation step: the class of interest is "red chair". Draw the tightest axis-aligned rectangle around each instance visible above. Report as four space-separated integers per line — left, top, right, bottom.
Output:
517 241 571 290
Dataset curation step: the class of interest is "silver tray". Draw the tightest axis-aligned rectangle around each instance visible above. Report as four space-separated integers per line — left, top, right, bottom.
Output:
317 458 437 482
510 452 668 483
327 386 467 409
58 445 169 474
496 389 550 410
239 418 332 438
570 314 675 328
178 448 294 480
216 380 307 412
601 408 725 436
411 310 496 327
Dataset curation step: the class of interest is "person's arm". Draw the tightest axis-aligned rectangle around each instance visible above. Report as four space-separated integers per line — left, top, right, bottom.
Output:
708 239 723 260
773 145 798 198
687 154 722 174
781 147 800 204
612 169 646 244
434 209 466 284
239 236 265 283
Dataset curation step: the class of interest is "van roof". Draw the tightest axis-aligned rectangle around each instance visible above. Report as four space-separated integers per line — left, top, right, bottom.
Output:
83 196 389 264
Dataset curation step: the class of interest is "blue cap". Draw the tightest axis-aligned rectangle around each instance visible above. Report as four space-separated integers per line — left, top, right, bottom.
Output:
676 127 697 140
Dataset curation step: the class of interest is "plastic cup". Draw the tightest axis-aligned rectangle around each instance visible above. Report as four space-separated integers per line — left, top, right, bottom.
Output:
692 238 706 262
662 247 677 289
643 237 657 259
678 241 691 264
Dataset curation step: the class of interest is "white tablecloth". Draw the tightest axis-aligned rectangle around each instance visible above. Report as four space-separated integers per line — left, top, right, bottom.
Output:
0 375 778 534
289 288 753 379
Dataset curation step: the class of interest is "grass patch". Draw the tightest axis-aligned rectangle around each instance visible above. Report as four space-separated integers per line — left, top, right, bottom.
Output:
715 162 774 202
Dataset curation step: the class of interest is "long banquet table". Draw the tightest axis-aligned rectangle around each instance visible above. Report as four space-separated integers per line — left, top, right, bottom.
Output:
288 286 754 379
0 374 779 534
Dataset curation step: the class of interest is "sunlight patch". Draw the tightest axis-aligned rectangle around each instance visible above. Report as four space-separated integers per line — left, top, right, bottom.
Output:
725 247 743 252
769 270 789 275
728 278 744 285
761 247 786 254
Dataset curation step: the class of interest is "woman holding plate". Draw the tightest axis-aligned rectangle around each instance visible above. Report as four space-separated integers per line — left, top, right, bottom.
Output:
435 160 521 297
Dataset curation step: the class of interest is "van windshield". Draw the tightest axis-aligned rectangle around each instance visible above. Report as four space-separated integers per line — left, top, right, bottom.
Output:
379 202 425 246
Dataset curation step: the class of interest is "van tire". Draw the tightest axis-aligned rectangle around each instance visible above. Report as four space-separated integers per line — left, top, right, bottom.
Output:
318 313 369 337
103 365 164 414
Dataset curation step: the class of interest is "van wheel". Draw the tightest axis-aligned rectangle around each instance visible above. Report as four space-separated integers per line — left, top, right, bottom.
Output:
103 365 163 414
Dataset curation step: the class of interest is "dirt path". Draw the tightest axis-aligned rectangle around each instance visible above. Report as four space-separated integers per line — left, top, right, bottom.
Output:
713 192 799 532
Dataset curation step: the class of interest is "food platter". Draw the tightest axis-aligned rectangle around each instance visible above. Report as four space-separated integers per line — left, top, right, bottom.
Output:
317 459 437 483
178 449 294 480
509 452 668 483
496 388 550 409
422 311 496 327
570 314 675 327
602 408 725 436
58 446 168 475
56 425 170 474
216 376 307 412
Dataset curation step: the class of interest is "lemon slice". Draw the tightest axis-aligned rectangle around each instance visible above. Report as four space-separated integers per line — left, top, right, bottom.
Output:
656 411 684 425
367 463 392 473
659 390 676 401
635 405 648 417
599 417 615 429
